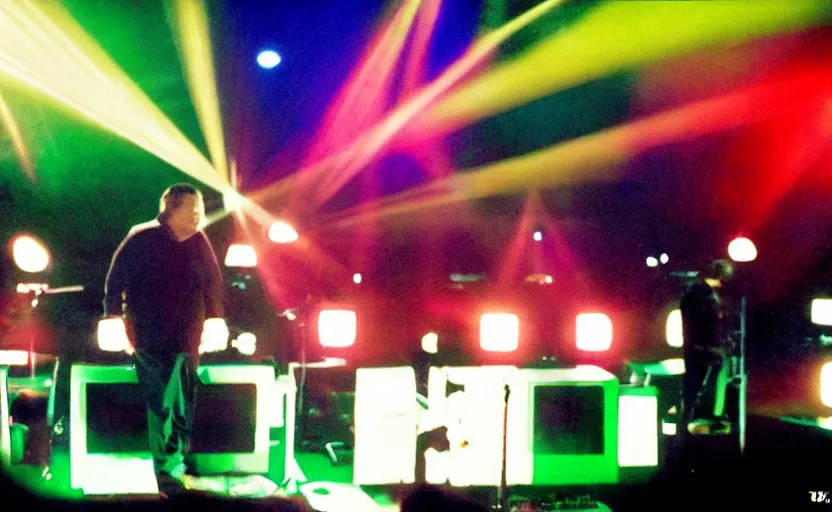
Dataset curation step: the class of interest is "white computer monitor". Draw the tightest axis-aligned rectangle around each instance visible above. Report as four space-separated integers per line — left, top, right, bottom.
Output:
423 365 620 487
353 366 419 485
188 364 277 475
1 366 10 469
69 364 158 495
423 365 517 486
510 366 619 486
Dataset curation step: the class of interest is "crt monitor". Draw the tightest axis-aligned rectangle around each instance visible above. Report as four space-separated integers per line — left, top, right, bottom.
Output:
188 364 276 475
508 366 619 486
69 364 158 495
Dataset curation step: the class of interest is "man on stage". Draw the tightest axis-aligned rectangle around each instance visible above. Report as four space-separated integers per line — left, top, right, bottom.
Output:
102 183 227 493
680 259 734 436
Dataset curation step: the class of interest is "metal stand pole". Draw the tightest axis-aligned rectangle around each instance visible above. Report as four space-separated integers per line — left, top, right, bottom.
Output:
738 296 747 455
497 383 510 511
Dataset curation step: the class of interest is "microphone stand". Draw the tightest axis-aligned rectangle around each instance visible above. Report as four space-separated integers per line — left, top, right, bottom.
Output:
496 383 510 511
18 284 84 379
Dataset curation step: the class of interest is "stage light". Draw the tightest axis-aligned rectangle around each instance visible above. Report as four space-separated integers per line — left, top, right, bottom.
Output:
231 332 257 356
822 362 832 407
268 220 299 244
646 257 658 268
660 253 669 264
223 189 244 212
666 309 683 347
97 318 131 353
318 310 357 348
479 313 519 352
533 231 542 242
812 299 832 326
200 318 229 353
353 273 362 285
257 50 281 69
576 313 613 352
421 332 438 354
11 235 50 273
728 236 757 262
224 243 257 268
525 273 554 285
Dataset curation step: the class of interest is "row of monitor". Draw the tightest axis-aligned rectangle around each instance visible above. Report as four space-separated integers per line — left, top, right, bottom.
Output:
42 362 657 494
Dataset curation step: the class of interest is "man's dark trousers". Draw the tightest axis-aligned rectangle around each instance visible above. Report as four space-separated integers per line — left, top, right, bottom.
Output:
133 349 196 477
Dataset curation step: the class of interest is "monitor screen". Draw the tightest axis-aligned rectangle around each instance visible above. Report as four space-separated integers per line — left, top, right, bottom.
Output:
85 383 148 454
533 385 604 455
190 383 257 454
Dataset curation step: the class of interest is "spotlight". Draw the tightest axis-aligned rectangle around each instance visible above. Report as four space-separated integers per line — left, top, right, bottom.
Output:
257 50 281 69
822 362 832 407
660 253 669 264
231 332 257 356
318 310 357 348
533 231 542 242
665 309 683 348
97 318 131 353
646 257 658 268
268 220 298 244
353 273 362 285
421 332 438 354
728 236 757 262
11 235 50 273
479 313 519 352
812 299 832 326
576 312 613 352
224 243 257 268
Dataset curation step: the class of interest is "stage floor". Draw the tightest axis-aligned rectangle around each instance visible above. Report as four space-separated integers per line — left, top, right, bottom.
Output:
2 414 831 511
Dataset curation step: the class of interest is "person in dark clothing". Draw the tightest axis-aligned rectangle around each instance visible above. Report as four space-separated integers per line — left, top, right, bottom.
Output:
680 259 734 436
102 183 226 491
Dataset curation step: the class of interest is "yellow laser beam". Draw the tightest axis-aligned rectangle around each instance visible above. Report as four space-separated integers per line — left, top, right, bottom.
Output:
0 1 229 192
423 0 831 136
0 89 35 183
329 68 832 228
169 0 229 182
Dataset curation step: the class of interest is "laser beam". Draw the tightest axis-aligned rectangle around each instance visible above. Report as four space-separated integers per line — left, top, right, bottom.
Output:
168 0 229 183
417 0 831 139
327 66 832 228
0 1 229 192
